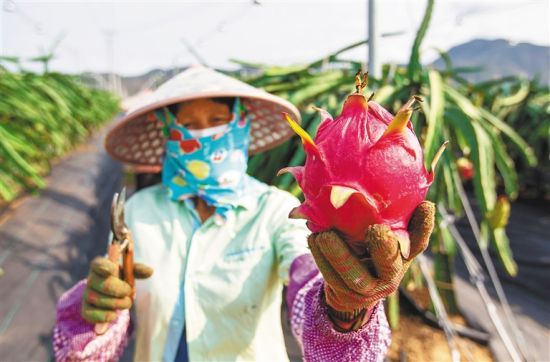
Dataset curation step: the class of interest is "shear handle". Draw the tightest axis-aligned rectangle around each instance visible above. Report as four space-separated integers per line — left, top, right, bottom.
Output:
94 243 122 335
121 234 135 295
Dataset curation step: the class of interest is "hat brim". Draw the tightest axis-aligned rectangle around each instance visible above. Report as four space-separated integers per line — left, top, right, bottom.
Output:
105 90 301 172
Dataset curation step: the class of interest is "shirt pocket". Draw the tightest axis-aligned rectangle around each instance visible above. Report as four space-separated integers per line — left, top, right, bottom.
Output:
210 244 271 306
223 244 268 263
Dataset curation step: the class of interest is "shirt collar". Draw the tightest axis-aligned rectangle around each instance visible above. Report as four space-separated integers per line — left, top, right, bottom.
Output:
231 175 268 211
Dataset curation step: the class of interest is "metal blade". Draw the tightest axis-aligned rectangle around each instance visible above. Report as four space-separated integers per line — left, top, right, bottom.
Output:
110 191 120 238
112 187 127 241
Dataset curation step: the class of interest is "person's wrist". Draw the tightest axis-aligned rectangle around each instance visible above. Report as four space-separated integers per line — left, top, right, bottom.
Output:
327 306 367 332
327 306 365 322
322 291 370 332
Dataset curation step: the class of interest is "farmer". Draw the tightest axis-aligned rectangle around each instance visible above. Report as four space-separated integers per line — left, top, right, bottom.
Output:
53 66 434 361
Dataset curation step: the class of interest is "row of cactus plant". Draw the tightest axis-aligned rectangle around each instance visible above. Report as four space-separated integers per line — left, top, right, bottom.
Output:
0 64 119 202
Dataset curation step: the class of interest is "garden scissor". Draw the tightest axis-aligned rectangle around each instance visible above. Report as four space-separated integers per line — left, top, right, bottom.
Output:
94 187 135 335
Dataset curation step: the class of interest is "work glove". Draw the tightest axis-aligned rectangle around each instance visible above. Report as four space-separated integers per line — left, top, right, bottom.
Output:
308 201 435 330
81 257 153 323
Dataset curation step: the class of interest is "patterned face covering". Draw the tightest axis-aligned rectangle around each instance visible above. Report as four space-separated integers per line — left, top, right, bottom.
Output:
155 98 251 217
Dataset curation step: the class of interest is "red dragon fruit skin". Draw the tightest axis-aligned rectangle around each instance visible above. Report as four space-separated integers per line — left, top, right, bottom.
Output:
279 75 446 256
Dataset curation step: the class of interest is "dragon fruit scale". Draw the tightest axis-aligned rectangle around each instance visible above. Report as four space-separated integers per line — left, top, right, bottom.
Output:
279 71 447 256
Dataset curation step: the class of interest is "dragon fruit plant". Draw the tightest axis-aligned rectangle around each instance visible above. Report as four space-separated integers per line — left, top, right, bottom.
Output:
279 71 447 256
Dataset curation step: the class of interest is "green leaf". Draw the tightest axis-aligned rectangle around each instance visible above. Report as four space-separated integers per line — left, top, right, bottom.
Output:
228 59 268 69
474 122 497 212
0 125 45 187
446 108 496 213
441 154 462 214
489 131 519 199
423 70 445 166
480 107 537 167
492 228 518 276
439 218 457 256
289 75 350 106
0 174 17 201
407 0 434 81
444 85 537 167
492 81 530 109
447 66 484 74
431 47 452 72
371 85 395 104
387 291 400 330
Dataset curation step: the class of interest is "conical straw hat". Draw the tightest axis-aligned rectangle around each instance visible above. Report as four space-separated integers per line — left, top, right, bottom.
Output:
105 65 301 172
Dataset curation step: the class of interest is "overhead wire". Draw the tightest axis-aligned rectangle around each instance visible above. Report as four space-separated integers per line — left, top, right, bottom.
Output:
453 174 530 361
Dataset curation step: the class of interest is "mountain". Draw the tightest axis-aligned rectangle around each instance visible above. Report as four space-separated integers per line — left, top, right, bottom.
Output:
80 66 256 97
80 39 549 96
119 68 185 95
80 68 185 97
431 39 550 85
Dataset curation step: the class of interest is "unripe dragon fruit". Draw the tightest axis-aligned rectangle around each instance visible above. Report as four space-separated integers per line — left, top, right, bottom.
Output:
457 157 474 181
279 71 447 256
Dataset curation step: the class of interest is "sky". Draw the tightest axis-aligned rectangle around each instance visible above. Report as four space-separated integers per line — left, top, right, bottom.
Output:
2 0 549 76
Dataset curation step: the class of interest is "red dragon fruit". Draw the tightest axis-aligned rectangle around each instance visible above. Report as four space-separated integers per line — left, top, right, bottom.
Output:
279 71 447 256
456 157 474 181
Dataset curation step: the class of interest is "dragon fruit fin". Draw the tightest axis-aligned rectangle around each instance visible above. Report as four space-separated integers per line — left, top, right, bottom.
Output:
277 167 290 177
329 185 359 209
400 96 422 112
283 112 320 156
382 108 412 137
430 141 449 173
277 166 304 184
289 205 308 219
382 96 422 137
311 106 333 122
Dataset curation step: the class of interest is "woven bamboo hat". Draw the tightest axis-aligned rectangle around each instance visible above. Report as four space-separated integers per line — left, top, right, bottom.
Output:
105 65 301 172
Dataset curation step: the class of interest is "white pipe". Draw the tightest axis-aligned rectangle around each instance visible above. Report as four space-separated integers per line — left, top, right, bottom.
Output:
367 0 380 78
439 205 524 362
0 0 4 56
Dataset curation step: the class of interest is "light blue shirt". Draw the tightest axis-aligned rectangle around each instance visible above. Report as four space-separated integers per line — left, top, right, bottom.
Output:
124 176 310 361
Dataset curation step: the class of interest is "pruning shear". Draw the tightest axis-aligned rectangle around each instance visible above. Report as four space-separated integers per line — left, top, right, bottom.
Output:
94 187 135 335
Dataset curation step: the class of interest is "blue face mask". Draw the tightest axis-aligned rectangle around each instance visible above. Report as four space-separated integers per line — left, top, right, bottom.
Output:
155 98 251 217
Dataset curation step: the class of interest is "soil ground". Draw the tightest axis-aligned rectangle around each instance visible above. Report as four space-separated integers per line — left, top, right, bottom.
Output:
388 313 493 362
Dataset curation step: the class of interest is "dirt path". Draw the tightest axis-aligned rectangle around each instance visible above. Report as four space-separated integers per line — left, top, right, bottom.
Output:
0 126 122 361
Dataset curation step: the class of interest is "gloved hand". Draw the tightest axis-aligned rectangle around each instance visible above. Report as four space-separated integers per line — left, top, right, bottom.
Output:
81 256 153 323
308 201 435 330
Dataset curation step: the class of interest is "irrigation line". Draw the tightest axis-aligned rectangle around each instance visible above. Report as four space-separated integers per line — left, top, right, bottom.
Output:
417 254 465 362
439 205 523 362
454 182 529 361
